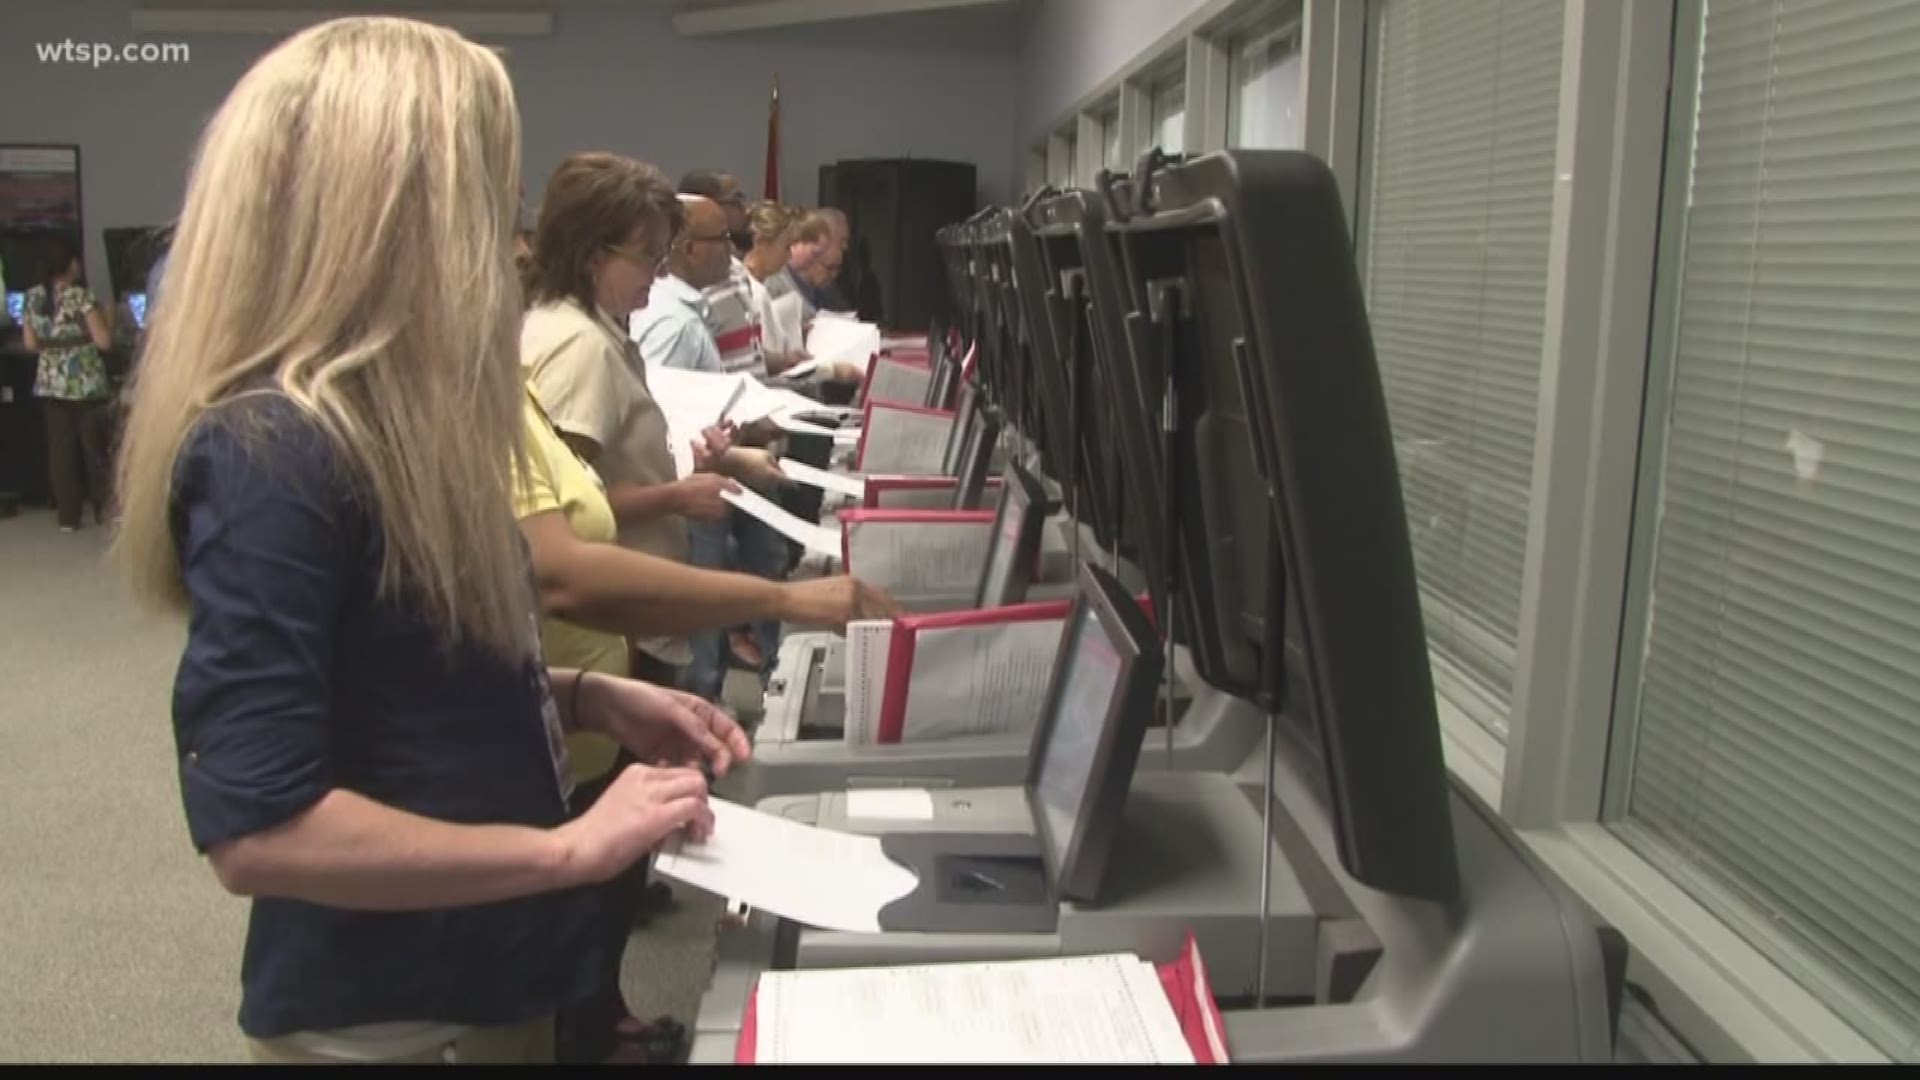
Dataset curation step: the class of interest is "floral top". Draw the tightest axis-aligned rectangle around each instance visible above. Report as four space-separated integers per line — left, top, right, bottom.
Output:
25 284 111 401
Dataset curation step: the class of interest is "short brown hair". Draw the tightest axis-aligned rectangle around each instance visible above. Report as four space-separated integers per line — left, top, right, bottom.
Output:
787 211 834 248
525 152 681 310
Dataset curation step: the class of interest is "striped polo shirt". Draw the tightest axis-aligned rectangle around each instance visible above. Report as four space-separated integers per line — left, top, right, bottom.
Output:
700 257 767 377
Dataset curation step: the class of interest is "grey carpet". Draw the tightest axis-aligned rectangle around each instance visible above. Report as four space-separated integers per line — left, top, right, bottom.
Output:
0 509 736 1062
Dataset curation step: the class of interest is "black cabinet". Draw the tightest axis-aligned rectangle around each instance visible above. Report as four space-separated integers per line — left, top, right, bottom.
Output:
0 340 48 512
818 159 976 332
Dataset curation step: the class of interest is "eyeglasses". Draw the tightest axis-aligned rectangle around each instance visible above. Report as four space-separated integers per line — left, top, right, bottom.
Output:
605 241 669 274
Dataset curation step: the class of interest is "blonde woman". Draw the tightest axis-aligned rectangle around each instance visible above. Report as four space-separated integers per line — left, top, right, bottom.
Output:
113 18 746 1064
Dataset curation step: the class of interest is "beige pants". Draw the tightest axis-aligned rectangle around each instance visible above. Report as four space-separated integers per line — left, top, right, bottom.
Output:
247 1017 555 1065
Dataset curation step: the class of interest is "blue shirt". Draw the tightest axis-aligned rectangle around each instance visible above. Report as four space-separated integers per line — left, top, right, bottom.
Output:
168 391 601 1039
630 274 723 373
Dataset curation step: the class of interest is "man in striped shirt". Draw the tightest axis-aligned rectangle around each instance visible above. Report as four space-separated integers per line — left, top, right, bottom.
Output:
678 171 767 377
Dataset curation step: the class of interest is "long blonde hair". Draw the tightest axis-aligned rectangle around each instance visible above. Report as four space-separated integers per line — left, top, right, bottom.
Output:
116 17 534 659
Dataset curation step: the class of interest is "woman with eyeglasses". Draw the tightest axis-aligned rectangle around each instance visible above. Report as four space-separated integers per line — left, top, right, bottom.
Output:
515 152 897 1061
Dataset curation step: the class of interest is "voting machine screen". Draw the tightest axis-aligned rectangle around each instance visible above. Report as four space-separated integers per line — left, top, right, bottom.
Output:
973 461 1049 610
1024 562 1162 903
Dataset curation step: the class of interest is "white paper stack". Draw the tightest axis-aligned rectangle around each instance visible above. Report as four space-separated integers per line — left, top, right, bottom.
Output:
805 313 882 373
751 954 1198 1064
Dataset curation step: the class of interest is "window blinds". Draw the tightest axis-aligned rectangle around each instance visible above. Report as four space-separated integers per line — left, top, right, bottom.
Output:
1360 0 1565 737
1617 0 1920 1056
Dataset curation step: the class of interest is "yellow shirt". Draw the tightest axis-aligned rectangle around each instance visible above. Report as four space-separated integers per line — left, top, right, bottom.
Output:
515 387 625 786
521 298 691 666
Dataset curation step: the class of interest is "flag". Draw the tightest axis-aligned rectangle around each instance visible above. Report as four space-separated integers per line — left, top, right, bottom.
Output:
763 76 781 202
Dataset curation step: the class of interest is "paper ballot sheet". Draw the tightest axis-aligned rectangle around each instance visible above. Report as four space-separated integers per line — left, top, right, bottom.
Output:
780 458 866 499
846 519 993 599
653 799 919 933
859 407 952 475
899 619 1063 742
843 620 895 746
753 954 1197 1064
720 487 843 558
775 414 864 443
805 315 881 373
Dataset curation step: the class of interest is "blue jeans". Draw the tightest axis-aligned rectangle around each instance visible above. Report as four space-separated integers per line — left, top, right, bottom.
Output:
683 508 790 701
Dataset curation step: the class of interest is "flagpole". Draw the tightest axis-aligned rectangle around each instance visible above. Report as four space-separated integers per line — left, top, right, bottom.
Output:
764 75 782 202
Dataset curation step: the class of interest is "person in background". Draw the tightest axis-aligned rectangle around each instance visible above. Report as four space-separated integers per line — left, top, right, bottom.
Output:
112 17 745 1064
631 194 799 697
794 227 846 321
19 233 115 532
742 200 805 368
767 211 836 321
524 157 755 685
677 171 770 378
809 207 862 313
677 169 753 257
750 204 861 383
630 195 735 375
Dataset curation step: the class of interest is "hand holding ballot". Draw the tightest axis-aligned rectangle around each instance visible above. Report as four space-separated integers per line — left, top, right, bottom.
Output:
777 575 903 631
674 472 741 523
555 764 712 886
718 447 788 493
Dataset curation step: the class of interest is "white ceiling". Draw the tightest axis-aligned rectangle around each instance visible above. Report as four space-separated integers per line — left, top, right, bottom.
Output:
130 0 1019 36
664 0 1018 36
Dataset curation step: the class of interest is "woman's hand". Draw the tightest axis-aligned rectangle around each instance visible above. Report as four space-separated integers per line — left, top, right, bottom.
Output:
690 424 735 474
578 674 753 779
552 764 713 886
776 575 902 630
721 447 787 492
675 472 740 522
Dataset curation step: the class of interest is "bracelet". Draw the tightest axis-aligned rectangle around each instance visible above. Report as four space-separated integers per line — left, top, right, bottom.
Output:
568 670 594 733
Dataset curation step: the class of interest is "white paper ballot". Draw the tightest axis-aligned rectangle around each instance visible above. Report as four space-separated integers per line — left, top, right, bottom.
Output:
780 458 867 499
654 800 919 933
775 413 864 442
845 518 994 600
859 406 953 474
752 954 1197 1064
721 487 842 557
844 788 935 822
642 365 749 478
806 314 881 373
843 620 894 746
866 358 933 406
778 356 825 380
898 619 1065 742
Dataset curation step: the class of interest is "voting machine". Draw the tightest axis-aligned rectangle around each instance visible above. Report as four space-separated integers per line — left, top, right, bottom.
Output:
738 200 1262 804
695 150 1624 1063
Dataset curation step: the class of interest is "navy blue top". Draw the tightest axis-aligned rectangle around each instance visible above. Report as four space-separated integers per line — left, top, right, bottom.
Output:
167 391 601 1039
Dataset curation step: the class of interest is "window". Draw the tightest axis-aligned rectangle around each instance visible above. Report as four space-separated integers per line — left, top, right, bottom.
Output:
1151 78 1186 155
1099 108 1124 172
1048 129 1078 188
1227 19 1302 149
1358 0 1565 741
1610 0 1920 1057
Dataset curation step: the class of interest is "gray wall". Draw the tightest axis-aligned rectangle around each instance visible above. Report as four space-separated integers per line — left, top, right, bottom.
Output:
0 0 1019 294
1013 0 1213 162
